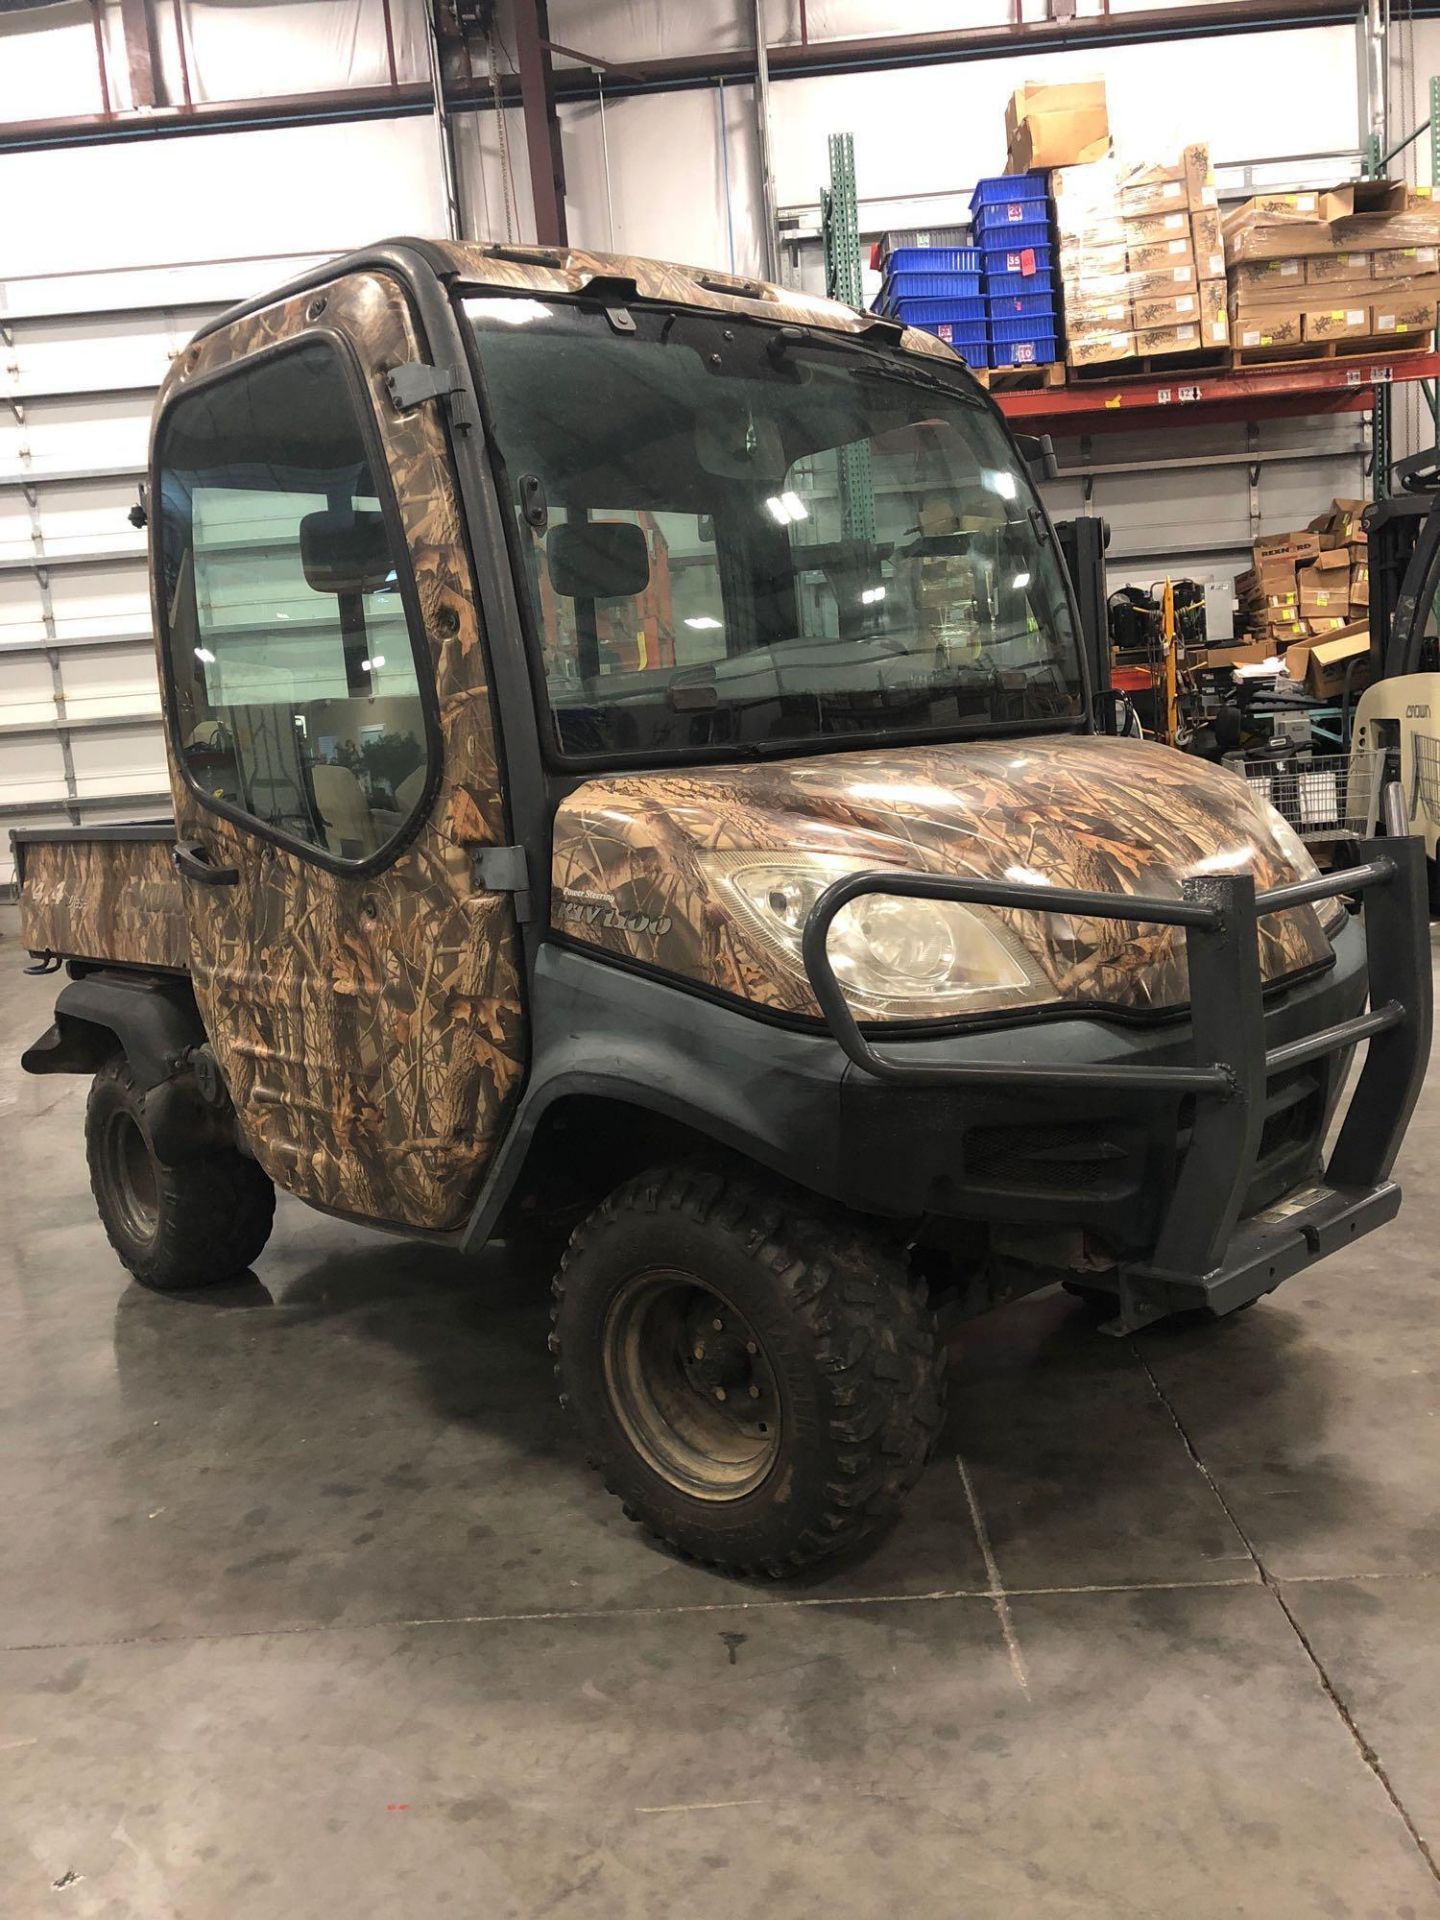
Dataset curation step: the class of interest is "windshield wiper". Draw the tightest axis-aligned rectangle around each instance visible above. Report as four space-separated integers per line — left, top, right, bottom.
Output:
770 325 984 405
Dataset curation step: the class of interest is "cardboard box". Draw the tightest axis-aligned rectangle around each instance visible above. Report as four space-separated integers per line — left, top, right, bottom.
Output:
1133 289 1204 328
1200 638 1282 670
1298 560 1350 616
1306 626 1371 698
1373 245 1440 279
1284 640 1312 683
1302 302 1371 340
1373 294 1437 335
1065 296 1133 330
1237 560 1299 597
1350 562 1370 607
1306 250 1371 284
1226 223 1353 265
1058 219 1127 255
1233 257 1305 291
1067 331 1135 367
1124 209 1190 247
1194 246 1226 281
1234 310 1303 348
1060 239 1128 276
1118 154 1183 187
1256 530 1321 566
1006 79 1110 170
1224 188 1355 233
1119 144 1212 210
1183 141 1214 209
1190 207 1222 258
1049 159 1121 228
1130 262 1200 298
1310 544 1351 574
1126 235 1194 273
1121 176 1188 218
1135 321 1202 355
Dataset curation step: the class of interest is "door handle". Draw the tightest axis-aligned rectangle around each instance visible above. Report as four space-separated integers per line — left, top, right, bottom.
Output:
173 840 239 886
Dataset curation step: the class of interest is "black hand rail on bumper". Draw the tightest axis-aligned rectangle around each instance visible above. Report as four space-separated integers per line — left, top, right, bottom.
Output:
802 836 1433 1330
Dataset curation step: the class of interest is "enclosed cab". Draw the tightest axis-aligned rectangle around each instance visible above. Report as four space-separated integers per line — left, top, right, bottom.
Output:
14 240 1431 1577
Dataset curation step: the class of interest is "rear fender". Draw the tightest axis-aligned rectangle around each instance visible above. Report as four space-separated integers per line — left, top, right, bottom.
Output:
21 973 237 1164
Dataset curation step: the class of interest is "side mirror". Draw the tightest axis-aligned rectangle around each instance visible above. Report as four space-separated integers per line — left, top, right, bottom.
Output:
299 509 393 595
1013 433 1060 483
548 520 650 599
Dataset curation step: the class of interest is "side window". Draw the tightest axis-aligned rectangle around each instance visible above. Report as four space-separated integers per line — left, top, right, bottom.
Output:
157 340 431 864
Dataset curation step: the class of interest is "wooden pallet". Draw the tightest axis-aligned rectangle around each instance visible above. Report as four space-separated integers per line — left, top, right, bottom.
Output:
1228 331 1435 371
971 361 1067 394
1067 346 1231 384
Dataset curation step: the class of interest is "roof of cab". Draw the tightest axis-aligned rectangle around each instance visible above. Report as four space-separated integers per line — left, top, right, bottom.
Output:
193 237 969 378
430 237 961 367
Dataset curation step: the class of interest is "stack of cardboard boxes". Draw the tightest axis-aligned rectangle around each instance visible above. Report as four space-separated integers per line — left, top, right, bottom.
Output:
1230 500 1371 698
1225 183 1440 351
1053 146 1228 369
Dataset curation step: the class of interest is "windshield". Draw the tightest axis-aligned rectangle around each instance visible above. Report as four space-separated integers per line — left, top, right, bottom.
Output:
466 295 1085 762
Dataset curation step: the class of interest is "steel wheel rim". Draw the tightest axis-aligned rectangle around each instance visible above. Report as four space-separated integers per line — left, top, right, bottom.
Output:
108 1110 159 1245
602 1270 782 1502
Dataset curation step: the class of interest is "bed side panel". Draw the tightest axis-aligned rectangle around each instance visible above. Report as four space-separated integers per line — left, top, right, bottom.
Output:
18 836 190 971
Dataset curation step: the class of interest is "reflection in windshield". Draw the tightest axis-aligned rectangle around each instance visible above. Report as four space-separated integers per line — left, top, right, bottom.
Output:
467 296 1084 761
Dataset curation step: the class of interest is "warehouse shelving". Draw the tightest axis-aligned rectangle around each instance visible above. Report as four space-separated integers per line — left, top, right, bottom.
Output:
991 348 1440 433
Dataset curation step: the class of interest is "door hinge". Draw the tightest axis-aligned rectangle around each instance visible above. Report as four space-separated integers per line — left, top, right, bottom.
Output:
472 843 531 920
386 360 474 432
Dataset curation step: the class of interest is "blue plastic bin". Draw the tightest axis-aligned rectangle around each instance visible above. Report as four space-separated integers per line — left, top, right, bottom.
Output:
987 292 1060 322
883 297 991 329
970 173 1049 213
927 322 989 359
989 334 1058 368
880 270 983 301
984 244 1055 281
984 261 1055 298
990 312 1061 344
976 217 1053 253
882 246 981 276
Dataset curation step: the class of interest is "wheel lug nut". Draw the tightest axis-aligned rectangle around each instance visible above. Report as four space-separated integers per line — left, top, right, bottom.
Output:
693 1343 705 1360
749 1384 761 1399
746 1341 758 1354
711 1318 724 1332
714 1386 727 1402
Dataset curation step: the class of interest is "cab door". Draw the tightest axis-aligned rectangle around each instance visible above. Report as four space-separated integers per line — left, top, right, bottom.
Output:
152 272 524 1231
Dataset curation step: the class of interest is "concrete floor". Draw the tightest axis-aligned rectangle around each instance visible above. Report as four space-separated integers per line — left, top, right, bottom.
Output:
1 903 1438 1918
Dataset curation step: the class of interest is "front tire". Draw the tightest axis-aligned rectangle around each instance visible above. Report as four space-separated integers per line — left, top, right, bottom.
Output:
85 1056 275 1290
551 1166 946 1578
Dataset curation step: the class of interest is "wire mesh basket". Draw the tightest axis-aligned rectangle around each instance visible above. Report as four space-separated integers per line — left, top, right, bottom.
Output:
1234 749 1384 841
1412 734 1440 820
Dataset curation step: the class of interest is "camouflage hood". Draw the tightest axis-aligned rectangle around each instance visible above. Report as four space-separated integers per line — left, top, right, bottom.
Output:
551 735 1332 1019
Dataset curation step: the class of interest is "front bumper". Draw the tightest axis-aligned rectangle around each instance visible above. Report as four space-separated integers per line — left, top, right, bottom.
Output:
806 839 1433 1329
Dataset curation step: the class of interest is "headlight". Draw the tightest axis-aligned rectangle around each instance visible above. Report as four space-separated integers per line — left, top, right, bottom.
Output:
1260 800 1347 938
699 851 1049 1020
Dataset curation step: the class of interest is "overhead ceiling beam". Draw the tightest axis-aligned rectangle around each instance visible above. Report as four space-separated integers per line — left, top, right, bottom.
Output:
5 0 1440 155
512 0 568 246
455 0 1440 104
118 0 157 110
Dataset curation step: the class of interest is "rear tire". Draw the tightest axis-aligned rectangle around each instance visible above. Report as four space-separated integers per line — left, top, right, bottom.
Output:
551 1165 946 1578
85 1056 275 1291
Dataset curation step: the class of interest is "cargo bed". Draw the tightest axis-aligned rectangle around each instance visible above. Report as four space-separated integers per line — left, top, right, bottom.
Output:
12 823 189 973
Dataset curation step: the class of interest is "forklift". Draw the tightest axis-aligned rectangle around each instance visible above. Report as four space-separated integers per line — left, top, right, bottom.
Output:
1348 448 1440 905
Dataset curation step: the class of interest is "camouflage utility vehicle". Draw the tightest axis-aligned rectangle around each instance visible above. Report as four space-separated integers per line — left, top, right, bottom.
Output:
14 241 1432 1575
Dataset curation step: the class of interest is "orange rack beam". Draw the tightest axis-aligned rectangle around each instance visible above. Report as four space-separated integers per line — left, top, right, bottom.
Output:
992 347 1440 434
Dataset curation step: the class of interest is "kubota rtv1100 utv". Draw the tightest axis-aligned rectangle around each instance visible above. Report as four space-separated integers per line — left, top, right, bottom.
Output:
14 241 1432 1577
